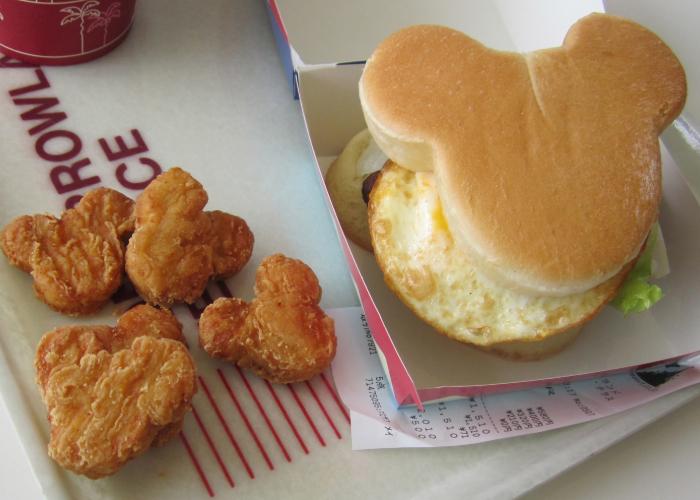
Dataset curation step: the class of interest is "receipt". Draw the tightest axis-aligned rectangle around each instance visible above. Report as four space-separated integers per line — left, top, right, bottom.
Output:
328 307 700 450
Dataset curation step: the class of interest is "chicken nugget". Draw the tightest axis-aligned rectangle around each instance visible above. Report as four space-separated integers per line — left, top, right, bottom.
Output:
199 254 336 384
35 304 195 479
0 188 135 315
126 168 253 306
36 304 184 395
209 210 254 279
0 215 35 272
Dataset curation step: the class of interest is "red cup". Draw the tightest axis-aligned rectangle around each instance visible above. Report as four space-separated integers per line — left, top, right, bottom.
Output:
0 0 135 65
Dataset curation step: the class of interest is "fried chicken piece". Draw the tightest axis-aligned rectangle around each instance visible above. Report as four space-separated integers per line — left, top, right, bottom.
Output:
126 168 212 306
36 306 188 451
125 168 254 307
199 254 336 383
0 215 35 272
35 305 196 479
209 210 254 279
0 188 135 315
35 304 185 390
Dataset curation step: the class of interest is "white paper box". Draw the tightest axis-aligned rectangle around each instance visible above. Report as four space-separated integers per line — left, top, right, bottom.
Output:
268 0 700 407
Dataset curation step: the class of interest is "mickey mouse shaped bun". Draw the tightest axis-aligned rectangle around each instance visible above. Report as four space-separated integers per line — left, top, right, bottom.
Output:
361 14 686 358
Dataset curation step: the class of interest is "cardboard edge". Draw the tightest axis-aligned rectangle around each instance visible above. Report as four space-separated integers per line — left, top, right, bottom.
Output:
296 66 423 408
408 351 700 408
264 0 298 98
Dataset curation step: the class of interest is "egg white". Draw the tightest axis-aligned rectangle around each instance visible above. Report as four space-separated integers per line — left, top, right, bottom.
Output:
369 163 627 351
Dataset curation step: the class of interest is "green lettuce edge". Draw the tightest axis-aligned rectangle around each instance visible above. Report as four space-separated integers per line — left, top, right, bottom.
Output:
611 224 663 315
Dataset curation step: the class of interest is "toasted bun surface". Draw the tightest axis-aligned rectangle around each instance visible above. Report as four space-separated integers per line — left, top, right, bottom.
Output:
360 14 685 296
368 162 632 350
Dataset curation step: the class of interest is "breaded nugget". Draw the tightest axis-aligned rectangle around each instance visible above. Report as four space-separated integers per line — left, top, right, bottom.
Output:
35 305 195 479
199 254 336 384
126 168 254 307
126 168 213 306
0 188 134 315
36 304 185 394
0 215 35 272
208 210 254 279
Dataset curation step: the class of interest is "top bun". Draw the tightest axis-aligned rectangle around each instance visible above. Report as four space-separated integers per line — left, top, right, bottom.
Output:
359 14 686 296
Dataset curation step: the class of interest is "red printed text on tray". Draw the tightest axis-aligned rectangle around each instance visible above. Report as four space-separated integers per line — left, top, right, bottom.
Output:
1 55 163 209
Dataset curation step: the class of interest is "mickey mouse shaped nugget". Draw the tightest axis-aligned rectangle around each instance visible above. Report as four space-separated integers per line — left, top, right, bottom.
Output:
0 188 134 315
360 14 686 358
35 305 196 478
199 254 336 384
125 167 254 307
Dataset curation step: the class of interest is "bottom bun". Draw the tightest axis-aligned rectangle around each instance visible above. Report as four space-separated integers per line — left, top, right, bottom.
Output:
475 326 582 361
368 162 631 358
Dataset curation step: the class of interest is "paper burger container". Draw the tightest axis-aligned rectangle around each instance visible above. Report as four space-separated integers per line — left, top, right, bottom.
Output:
0 0 135 65
266 0 700 407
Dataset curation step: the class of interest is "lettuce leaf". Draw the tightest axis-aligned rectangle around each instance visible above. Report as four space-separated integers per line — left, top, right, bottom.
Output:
611 224 663 314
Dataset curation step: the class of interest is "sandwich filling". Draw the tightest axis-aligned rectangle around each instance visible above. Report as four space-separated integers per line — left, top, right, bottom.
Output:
368 162 639 346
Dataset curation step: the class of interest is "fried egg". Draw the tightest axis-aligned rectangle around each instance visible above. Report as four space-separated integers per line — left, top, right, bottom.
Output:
368 162 630 359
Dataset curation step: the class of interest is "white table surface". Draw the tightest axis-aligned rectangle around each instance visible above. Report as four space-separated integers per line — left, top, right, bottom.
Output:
1 1 698 499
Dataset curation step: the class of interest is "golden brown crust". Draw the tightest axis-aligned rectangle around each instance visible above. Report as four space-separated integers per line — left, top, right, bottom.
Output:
35 305 185 396
108 304 185 349
34 305 196 478
76 186 135 238
0 188 135 315
198 297 249 360
0 215 35 272
254 253 322 304
199 254 336 384
125 168 254 307
360 14 686 295
152 419 186 447
208 210 254 279
126 168 213 306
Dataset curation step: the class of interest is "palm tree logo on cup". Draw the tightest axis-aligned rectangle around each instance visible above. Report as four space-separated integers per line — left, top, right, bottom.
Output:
87 3 122 46
60 1 102 54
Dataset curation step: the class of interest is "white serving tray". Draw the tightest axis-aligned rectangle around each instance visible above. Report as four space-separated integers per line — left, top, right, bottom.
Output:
0 1 698 499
